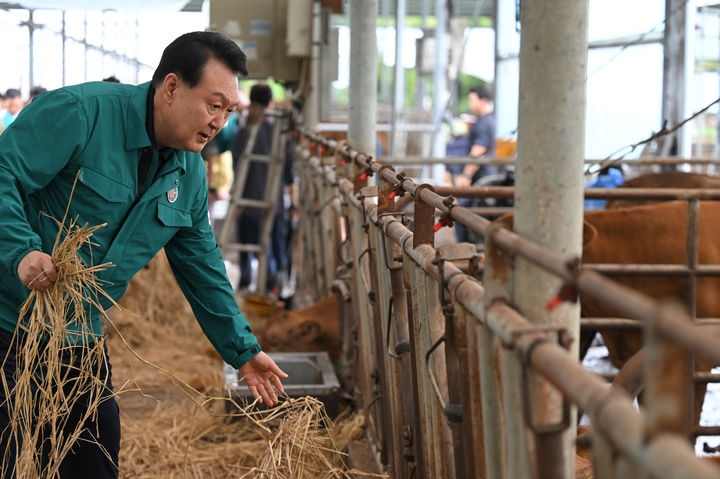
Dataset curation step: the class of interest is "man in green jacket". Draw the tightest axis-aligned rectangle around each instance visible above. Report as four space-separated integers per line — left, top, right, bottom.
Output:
0 31 286 477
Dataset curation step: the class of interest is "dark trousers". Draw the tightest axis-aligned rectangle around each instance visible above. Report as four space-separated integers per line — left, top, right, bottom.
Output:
237 212 288 290
237 213 261 289
0 328 120 478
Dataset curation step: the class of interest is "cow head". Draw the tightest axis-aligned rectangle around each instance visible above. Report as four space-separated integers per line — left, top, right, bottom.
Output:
258 295 342 362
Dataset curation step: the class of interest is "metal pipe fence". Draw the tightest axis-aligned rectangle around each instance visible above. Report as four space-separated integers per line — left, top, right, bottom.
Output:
294 129 720 479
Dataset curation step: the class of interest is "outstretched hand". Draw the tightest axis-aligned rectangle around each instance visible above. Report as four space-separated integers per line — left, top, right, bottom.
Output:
238 351 288 406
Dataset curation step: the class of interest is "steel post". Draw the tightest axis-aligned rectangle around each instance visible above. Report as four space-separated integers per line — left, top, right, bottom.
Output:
348 0 378 156
391 0 406 157
514 0 589 475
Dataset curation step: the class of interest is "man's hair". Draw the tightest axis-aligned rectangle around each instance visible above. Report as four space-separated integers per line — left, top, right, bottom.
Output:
469 85 491 101
151 31 248 88
29 86 47 98
249 83 273 107
102 75 120 83
5 89 20 99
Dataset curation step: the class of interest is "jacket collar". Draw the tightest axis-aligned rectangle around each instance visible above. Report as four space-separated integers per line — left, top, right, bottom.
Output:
126 81 152 151
126 81 186 175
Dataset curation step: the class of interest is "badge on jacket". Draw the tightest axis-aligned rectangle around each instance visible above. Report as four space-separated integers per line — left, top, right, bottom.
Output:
167 187 178 203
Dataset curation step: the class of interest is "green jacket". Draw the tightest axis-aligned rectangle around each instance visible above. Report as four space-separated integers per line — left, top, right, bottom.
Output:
0 81 260 368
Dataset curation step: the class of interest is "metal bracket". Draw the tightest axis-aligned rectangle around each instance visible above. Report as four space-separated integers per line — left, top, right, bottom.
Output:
432 244 481 318
379 231 403 271
514 326 573 434
357 185 378 198
385 297 403 359
425 334 463 423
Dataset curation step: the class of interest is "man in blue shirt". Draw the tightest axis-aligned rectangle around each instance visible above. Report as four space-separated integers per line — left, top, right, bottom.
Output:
455 85 497 242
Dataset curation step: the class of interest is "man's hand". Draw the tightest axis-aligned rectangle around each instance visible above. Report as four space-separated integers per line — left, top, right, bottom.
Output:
17 251 57 291
238 351 288 406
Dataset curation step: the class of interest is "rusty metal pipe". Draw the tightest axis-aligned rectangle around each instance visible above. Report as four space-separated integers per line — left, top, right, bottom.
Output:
656 309 720 365
314 145 713 345
528 340 719 479
472 298 719 478
581 318 643 330
430 185 720 201
586 264 720 276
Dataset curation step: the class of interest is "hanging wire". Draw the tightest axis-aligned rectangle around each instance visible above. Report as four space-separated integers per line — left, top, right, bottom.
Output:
584 96 720 176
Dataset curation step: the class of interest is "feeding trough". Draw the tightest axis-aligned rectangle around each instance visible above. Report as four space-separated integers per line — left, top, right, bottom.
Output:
224 351 342 418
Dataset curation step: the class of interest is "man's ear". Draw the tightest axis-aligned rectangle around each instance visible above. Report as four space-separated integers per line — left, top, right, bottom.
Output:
161 73 179 103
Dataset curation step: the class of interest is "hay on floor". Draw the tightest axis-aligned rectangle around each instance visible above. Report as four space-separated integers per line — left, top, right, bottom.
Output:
110 251 381 478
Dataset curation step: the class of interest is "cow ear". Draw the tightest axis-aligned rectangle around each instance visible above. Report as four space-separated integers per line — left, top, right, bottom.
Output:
582 220 598 248
295 320 322 341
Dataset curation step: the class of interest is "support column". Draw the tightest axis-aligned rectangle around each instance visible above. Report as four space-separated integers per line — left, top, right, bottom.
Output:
306 0 322 130
348 0 378 156
513 1 588 478
662 0 689 158
430 0 448 181
390 0 406 157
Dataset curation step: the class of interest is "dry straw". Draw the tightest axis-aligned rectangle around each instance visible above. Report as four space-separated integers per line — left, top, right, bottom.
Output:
2 212 113 477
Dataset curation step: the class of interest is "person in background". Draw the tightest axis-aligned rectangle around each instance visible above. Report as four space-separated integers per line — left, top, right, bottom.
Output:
0 31 287 478
231 83 293 293
27 86 47 104
454 85 497 242
454 85 496 188
584 166 624 209
2 89 23 129
0 92 5 135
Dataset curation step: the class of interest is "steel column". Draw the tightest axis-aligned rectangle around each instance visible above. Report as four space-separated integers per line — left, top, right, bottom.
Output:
514 0 589 475
348 0 378 156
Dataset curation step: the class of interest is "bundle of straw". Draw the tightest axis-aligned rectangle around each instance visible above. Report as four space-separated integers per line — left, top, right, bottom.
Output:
2 215 114 478
237 396 380 479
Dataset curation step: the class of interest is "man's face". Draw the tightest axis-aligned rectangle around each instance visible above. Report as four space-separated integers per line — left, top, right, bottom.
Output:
468 92 487 115
162 57 239 152
7 96 22 115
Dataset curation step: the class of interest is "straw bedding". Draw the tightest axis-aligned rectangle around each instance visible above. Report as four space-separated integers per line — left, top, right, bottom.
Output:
108 251 382 478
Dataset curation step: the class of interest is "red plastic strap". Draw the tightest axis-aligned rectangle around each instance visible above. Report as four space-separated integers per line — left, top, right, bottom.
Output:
546 296 563 311
432 216 452 232
546 284 578 311
388 191 398 200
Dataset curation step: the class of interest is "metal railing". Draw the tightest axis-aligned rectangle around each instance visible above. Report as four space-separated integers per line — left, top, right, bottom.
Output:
294 131 720 479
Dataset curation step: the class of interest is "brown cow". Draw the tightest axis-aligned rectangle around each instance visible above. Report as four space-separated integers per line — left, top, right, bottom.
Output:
497 201 720 426
606 171 720 208
578 201 720 429
258 295 342 362
582 201 720 366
